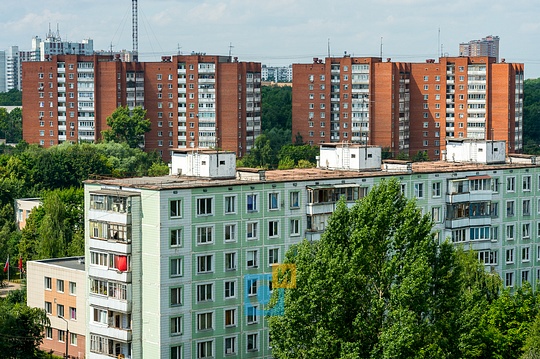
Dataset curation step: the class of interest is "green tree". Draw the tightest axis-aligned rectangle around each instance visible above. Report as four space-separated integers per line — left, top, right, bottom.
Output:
102 106 151 149
268 179 498 359
261 85 292 132
0 301 49 358
522 314 540 359
0 89 22 106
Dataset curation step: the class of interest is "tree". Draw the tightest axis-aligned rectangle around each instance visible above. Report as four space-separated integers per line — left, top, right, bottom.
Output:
268 179 498 359
0 301 49 358
522 314 540 359
102 106 151 149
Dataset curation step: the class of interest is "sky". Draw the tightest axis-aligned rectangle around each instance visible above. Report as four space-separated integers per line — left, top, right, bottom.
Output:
1 0 539 78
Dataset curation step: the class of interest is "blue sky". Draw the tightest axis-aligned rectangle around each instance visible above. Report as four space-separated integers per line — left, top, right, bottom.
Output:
1 0 539 78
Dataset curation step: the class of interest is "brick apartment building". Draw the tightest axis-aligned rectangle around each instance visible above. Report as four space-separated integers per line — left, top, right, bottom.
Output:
22 54 261 161
292 56 524 159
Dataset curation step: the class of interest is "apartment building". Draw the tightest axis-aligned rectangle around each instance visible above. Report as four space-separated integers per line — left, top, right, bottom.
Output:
22 54 261 161
14 197 42 230
292 56 523 159
459 35 500 61
84 140 540 358
27 257 86 358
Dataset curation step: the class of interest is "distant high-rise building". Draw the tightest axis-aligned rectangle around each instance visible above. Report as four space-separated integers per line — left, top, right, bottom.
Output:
261 65 292 82
22 54 261 161
292 56 524 159
459 35 500 61
31 26 94 61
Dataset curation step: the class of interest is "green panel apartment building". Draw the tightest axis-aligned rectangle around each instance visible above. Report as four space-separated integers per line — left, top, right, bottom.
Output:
85 141 540 359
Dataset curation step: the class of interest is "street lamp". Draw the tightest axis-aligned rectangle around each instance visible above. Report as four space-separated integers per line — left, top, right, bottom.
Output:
58 315 69 359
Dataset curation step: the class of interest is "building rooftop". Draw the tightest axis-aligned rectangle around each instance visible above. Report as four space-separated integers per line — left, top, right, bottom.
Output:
33 256 85 271
85 159 539 191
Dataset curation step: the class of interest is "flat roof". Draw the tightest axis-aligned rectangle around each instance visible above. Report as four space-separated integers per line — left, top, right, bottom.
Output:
33 257 85 271
84 160 539 191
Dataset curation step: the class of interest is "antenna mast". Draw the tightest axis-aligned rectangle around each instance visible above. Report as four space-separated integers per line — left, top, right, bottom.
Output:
327 38 330 58
132 0 138 62
380 37 383 59
438 27 441 58
228 42 234 58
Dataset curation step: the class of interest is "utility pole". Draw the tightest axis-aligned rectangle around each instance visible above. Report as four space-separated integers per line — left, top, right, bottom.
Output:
59 316 69 359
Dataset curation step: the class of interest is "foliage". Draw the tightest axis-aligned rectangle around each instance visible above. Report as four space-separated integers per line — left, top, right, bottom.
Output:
237 134 274 168
0 89 22 106
523 79 540 151
0 107 22 143
102 106 151 149
19 188 83 261
261 86 292 132
412 150 430 162
268 179 505 359
522 314 540 359
0 300 49 358
148 161 170 176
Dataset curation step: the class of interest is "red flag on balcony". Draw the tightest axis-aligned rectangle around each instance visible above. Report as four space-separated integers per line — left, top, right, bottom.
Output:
115 256 128 272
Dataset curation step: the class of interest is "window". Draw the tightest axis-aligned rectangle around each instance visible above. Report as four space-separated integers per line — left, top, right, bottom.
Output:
506 225 515 240
171 287 182 306
197 312 213 331
56 279 64 293
432 182 441 197
506 177 515 192
523 176 531 191
57 304 65 318
224 280 236 299
171 346 182 359
69 282 76 295
45 327 53 339
522 247 530 262
170 258 183 277
225 309 237 327
197 198 213 215
196 226 213 244
506 201 515 217
506 248 514 263
45 301 52 314
225 252 237 271
523 200 531 216
45 277 52 290
247 222 258 240
225 336 237 355
478 250 497 265
246 306 258 324
197 340 213 359
247 194 258 211
247 333 259 351
522 270 530 284
268 221 279 237
225 224 236 242
431 207 441 223
414 183 424 198
225 196 236 214
197 255 213 274
269 248 279 265
247 250 258 268
505 272 514 287
58 329 66 342
290 219 300 236
170 199 182 218
247 278 258 296
197 283 213 302
268 193 279 210
170 228 182 247
93 308 107 324
69 307 77 320
290 191 300 208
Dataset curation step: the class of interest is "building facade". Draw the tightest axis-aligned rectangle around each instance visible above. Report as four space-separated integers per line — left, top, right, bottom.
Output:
14 197 41 230
27 257 86 358
292 56 523 159
84 142 540 359
459 35 500 61
261 65 293 82
22 54 261 161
